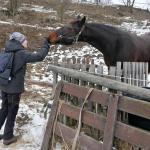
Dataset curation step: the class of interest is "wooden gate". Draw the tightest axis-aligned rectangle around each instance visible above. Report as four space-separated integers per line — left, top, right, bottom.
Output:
41 81 150 150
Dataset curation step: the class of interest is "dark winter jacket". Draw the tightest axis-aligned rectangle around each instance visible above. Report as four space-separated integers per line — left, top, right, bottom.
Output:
0 39 50 93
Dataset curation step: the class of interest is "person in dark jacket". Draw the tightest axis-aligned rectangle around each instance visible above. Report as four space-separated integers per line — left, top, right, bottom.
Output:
0 32 51 145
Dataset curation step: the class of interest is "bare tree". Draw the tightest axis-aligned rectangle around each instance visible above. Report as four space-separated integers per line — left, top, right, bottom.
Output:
122 0 136 12
49 0 71 22
95 0 101 5
7 0 20 16
94 0 111 5
102 0 112 5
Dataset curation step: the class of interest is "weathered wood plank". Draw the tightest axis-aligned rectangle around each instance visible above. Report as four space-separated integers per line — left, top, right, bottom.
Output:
59 102 150 148
141 62 145 86
145 62 148 86
47 64 150 101
131 62 136 85
103 95 119 150
127 62 131 84
139 62 142 86
123 62 128 83
109 66 116 80
61 82 150 119
55 122 103 150
62 82 109 106
40 82 63 150
115 122 150 148
52 56 59 86
116 62 122 82
135 62 139 86
60 57 66 80
119 96 150 119
97 64 103 76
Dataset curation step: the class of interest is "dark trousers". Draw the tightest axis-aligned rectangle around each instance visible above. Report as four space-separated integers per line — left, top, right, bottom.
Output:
0 91 21 140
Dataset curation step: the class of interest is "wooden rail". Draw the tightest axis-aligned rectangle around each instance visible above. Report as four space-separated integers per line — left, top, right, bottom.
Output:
47 64 150 101
50 57 148 87
43 60 150 149
41 81 150 150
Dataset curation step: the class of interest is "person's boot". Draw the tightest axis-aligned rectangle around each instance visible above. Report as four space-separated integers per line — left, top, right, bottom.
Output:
3 135 18 145
0 134 3 140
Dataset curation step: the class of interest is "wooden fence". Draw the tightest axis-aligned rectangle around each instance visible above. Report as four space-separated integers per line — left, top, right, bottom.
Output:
50 56 148 87
40 64 150 150
41 81 150 150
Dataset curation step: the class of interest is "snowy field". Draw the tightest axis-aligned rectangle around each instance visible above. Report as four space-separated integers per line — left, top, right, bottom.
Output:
0 2 150 150
74 0 150 10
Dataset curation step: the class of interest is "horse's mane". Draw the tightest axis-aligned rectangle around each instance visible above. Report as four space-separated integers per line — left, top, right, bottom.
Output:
86 22 133 38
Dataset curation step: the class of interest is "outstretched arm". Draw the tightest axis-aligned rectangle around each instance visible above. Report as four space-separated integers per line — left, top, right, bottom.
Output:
25 39 50 63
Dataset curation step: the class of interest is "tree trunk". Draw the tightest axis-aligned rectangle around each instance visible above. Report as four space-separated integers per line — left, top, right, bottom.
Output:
8 0 20 16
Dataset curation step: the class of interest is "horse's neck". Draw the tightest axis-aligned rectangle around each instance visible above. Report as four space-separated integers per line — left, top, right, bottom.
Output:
80 23 117 54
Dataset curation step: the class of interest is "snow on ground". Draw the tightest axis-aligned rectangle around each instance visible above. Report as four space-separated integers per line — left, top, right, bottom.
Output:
120 20 150 35
73 0 150 10
0 20 54 31
0 85 52 150
0 103 47 150
20 4 55 14
112 0 150 10
0 2 57 14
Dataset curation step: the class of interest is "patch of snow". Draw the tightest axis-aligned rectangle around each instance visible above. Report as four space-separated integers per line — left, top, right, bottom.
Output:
0 102 48 150
120 21 150 35
0 20 54 31
20 4 55 14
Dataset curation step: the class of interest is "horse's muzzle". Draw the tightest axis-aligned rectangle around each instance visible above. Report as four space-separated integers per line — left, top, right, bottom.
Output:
58 37 74 45
48 31 60 44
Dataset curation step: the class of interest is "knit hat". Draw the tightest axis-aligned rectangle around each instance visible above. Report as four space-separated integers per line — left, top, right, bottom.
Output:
9 32 27 44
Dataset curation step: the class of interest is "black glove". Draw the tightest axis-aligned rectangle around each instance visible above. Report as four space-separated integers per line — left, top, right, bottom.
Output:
46 37 51 44
44 37 51 47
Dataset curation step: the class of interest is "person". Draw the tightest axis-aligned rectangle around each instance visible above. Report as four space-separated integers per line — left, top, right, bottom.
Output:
0 32 51 145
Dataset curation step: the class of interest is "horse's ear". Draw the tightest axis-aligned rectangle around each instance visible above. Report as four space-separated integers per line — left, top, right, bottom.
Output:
80 16 86 27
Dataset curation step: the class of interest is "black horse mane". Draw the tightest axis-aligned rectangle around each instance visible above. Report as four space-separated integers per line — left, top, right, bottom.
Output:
85 22 134 38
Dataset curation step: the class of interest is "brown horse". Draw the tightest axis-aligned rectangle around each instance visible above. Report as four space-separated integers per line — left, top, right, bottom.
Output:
48 17 150 131
49 16 150 71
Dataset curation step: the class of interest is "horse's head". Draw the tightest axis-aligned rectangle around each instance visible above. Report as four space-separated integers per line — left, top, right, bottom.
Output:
48 16 86 45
